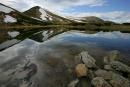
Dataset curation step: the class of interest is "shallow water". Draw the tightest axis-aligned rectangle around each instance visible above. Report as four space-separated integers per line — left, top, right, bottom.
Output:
0 30 130 87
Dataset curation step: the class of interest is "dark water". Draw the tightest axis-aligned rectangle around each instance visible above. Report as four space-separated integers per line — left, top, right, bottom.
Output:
58 31 130 56
0 29 130 87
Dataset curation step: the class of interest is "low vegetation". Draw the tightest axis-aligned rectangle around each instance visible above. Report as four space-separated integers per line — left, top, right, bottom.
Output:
1 23 130 32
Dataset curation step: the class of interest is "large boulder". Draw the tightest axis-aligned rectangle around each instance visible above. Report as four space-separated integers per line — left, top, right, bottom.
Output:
92 77 112 87
95 69 130 87
95 69 113 80
75 64 88 77
79 51 96 68
104 50 120 64
109 61 130 74
110 75 130 87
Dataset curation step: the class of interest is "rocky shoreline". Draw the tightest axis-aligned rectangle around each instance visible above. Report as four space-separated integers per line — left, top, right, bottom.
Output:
0 49 130 87
69 51 130 87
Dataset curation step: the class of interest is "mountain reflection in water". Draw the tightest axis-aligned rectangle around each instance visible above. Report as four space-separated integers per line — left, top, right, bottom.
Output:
0 30 130 87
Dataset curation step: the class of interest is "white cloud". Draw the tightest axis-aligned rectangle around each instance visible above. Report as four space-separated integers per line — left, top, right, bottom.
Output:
63 11 130 23
0 0 36 11
0 0 130 23
0 0 106 12
36 0 106 11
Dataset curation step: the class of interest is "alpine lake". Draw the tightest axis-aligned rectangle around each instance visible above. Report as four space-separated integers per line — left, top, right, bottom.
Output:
0 28 130 87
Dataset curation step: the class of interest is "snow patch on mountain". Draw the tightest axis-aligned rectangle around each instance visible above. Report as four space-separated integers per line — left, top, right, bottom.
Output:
31 17 43 21
48 16 53 21
39 8 53 21
39 8 47 20
67 16 82 22
4 15 17 23
0 5 13 13
72 18 82 22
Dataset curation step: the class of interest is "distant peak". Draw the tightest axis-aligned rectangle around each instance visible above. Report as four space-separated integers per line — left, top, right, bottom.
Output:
83 16 101 19
32 6 41 9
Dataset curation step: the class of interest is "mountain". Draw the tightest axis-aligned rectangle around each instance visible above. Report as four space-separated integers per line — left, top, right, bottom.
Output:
0 3 46 25
0 3 116 26
23 6 72 23
68 16 117 26
81 16 104 23
70 16 104 23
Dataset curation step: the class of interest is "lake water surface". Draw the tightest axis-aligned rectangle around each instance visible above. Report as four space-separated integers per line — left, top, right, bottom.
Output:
0 29 130 87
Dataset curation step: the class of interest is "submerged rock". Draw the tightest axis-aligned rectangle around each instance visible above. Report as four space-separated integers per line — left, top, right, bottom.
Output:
92 77 112 87
104 50 120 64
88 70 95 80
76 77 92 87
68 79 79 87
79 51 96 68
0 61 38 87
110 73 130 87
95 69 113 80
19 81 29 87
104 65 112 70
95 69 130 87
110 61 130 74
75 64 88 77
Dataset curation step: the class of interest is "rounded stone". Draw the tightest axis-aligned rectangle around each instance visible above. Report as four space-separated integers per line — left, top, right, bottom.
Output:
75 63 88 77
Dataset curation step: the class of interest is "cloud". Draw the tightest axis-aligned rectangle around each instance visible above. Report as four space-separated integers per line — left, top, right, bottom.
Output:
63 11 130 23
0 0 36 11
0 0 106 12
0 0 130 23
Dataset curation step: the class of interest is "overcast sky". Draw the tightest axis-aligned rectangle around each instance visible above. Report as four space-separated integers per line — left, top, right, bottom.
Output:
0 0 130 23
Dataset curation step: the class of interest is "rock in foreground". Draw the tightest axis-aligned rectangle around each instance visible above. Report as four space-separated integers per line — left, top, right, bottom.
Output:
104 50 120 64
110 61 130 74
79 51 96 68
68 79 79 87
95 69 130 87
92 77 112 87
75 64 88 77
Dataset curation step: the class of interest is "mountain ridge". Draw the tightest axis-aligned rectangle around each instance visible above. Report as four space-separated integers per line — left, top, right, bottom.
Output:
23 6 73 23
0 3 46 25
0 3 118 26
